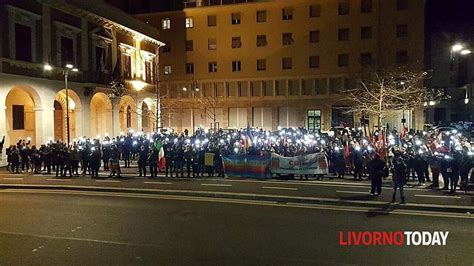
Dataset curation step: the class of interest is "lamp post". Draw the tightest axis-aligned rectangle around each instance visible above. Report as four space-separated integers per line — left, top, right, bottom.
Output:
44 63 78 146
183 79 199 133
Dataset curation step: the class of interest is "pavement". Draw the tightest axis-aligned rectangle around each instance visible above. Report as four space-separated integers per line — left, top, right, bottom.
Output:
0 189 472 265
0 166 472 215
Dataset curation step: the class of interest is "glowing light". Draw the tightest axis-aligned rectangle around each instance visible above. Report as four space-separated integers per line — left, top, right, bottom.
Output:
65 64 74 69
460 49 472 55
451 44 463 52
415 140 422 145
429 101 436 106
133 141 137 145
234 147 239 153
131 80 147 91
465 98 470 104
44 64 53 71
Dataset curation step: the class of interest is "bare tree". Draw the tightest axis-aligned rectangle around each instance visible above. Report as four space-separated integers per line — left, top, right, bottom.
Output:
342 69 445 128
197 96 222 130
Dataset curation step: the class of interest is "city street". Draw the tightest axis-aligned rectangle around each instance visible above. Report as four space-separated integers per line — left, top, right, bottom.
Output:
0 170 472 211
0 189 472 265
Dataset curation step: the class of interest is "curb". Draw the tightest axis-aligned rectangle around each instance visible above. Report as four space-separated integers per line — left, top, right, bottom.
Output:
1 184 472 215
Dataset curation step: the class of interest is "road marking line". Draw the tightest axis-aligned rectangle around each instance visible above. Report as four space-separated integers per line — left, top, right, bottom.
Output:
0 230 162 248
1 189 471 220
201 183 232 187
3 178 24 181
46 179 72 181
95 180 121 183
336 190 369 195
218 178 429 192
262 186 298 191
415 194 461 199
143 181 172 185
1 185 472 212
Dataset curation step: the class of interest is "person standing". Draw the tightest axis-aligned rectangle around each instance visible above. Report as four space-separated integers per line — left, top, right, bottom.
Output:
148 144 158 178
392 156 407 204
90 147 101 179
164 142 174 178
368 153 387 196
137 145 148 177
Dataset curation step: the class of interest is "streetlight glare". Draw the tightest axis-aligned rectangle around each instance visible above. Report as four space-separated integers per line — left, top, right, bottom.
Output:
460 49 472 55
66 64 74 69
43 64 53 71
72 68 79 72
451 44 463 52
182 87 188 91
131 80 147 91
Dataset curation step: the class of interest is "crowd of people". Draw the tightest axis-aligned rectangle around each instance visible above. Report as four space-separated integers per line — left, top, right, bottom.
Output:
1 125 473 203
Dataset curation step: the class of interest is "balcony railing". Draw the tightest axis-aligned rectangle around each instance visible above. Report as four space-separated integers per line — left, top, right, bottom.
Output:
183 0 269 8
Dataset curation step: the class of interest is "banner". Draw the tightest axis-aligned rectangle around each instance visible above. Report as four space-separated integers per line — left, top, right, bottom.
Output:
222 154 271 179
270 153 328 175
205 153 215 166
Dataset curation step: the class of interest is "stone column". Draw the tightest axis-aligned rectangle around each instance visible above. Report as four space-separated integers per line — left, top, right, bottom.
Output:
81 18 89 71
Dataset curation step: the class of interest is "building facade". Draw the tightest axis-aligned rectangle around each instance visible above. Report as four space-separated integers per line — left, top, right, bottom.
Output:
0 0 163 156
134 0 425 132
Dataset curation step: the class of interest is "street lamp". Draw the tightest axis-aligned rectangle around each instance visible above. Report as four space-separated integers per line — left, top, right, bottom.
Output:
44 63 79 146
183 80 199 133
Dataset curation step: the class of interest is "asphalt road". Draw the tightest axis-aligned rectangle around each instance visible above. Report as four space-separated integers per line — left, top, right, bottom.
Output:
0 190 472 265
0 171 472 208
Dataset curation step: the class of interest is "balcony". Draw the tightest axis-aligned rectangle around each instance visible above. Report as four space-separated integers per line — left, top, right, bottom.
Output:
183 0 269 8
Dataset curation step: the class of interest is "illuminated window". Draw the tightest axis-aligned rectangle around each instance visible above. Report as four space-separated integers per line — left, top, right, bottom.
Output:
185 17 193 28
164 65 171 75
162 18 171 29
